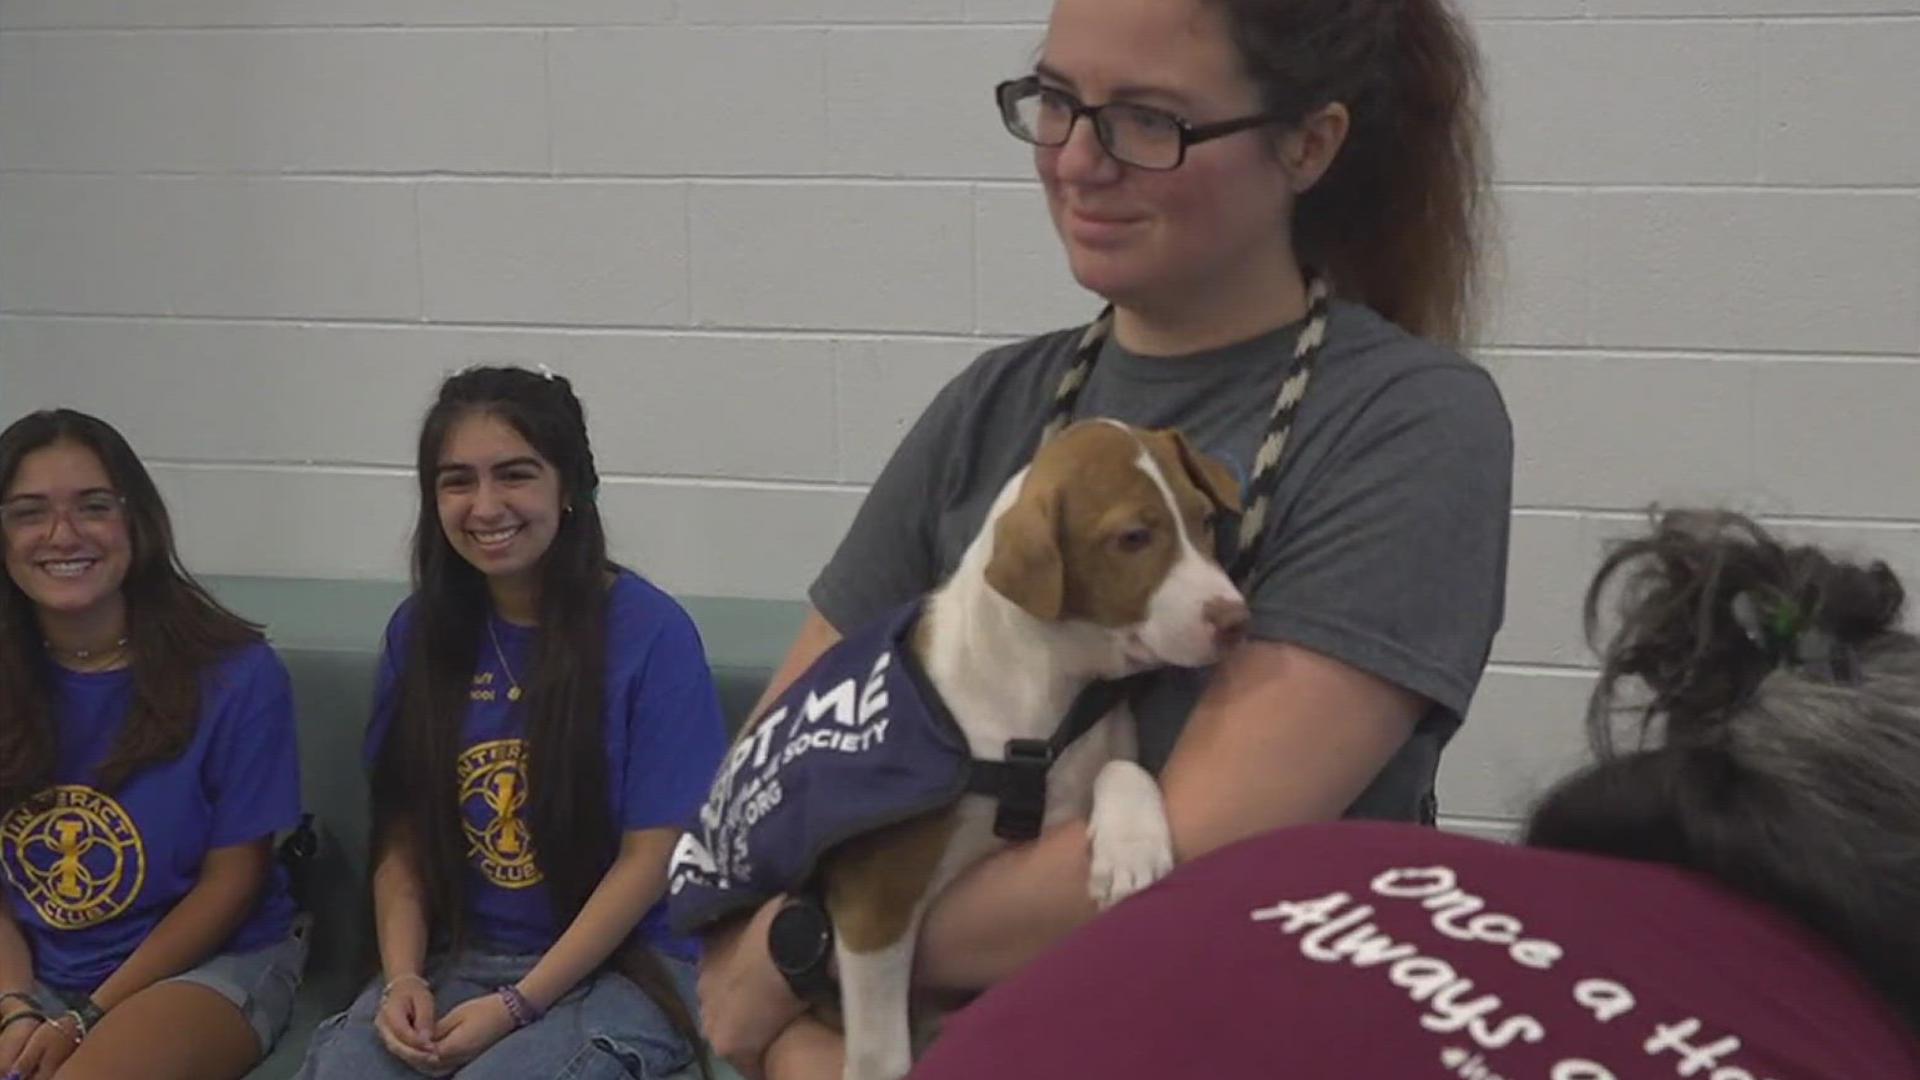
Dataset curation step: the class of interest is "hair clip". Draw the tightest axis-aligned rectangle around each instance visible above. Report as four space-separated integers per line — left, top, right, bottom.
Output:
1733 591 1804 652
1731 592 1770 651
1735 591 1857 684
536 363 558 381
1763 599 1804 649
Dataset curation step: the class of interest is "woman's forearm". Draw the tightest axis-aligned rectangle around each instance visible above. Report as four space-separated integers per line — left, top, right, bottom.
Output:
0 904 36 997
914 820 1098 991
373 837 432 983
90 839 271 1010
516 828 678 1012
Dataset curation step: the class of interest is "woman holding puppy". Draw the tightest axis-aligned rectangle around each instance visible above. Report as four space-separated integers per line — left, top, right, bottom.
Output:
295 366 727 1079
699 0 1513 1075
912 512 1920 1078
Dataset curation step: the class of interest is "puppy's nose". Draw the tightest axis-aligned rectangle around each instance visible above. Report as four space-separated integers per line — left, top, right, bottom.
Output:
1205 596 1250 649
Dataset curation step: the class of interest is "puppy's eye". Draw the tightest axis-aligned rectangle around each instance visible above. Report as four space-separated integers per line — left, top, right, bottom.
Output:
1115 526 1154 553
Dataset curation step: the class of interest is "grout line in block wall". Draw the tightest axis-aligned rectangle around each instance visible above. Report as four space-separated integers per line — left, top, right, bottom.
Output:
409 184 428 322
0 21 1050 35
120 458 1920 533
541 30 557 177
144 456 875 494
681 182 695 328
3 169 1915 195
1484 662 1597 679
4 311 1913 363
2 14 1919 31
1512 506 1920 532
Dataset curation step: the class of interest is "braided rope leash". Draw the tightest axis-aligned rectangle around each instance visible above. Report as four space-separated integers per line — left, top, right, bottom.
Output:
1041 271 1333 582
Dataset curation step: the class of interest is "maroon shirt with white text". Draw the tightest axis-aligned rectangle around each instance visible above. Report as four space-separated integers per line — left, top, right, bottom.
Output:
913 822 1919 1080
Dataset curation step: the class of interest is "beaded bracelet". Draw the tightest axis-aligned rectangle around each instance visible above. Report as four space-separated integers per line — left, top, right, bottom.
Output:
495 985 542 1030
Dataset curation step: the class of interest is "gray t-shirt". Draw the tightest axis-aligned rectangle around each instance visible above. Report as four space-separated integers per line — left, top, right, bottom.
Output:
811 301 1513 820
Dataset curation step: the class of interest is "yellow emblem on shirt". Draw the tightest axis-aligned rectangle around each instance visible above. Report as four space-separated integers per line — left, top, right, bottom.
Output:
457 739 543 889
0 785 146 929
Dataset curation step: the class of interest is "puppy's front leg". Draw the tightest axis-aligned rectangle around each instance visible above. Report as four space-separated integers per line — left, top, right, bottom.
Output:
825 809 961 1080
833 911 923 1080
1086 758 1174 909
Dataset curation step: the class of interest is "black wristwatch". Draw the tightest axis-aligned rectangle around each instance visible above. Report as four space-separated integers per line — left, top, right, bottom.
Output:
767 894 836 1002
68 996 105 1037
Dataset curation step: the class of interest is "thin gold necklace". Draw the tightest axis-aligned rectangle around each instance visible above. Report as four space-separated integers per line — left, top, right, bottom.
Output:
485 618 524 703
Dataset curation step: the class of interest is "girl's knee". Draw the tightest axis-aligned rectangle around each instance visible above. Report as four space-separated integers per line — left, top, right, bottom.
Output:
297 1013 401 1079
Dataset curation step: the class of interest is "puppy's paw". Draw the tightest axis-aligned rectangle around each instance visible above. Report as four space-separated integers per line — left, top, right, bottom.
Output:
843 1048 913 1080
1086 760 1174 909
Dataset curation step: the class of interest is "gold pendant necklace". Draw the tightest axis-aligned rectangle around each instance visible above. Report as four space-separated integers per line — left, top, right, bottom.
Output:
486 618 524 703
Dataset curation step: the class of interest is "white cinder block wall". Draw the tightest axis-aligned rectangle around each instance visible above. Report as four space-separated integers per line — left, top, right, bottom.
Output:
1 1 1916 835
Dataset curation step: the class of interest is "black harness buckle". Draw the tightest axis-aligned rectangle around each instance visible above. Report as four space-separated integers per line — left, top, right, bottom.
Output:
992 738 1054 841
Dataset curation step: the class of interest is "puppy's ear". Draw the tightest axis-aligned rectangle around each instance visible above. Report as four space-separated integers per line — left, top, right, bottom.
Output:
985 487 1064 621
1163 429 1242 514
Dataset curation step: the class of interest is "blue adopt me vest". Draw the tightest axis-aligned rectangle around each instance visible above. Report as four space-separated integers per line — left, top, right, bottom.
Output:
666 602 975 933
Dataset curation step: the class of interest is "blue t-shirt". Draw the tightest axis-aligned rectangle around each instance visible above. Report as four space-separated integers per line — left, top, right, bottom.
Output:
0 641 303 992
365 570 727 961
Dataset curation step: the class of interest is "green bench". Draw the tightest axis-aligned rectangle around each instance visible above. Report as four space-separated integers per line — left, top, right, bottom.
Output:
203 577 797 1080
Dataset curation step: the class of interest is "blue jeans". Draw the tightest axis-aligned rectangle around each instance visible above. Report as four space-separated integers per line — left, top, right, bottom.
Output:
294 950 698 1080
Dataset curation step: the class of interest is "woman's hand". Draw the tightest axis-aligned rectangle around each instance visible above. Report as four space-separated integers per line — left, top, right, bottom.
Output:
430 994 517 1071
373 978 443 1075
0 1010 43 1074
697 896 807 1079
6 1013 79 1080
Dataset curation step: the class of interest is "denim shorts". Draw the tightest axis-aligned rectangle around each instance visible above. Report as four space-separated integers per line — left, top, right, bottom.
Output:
34 924 308 1055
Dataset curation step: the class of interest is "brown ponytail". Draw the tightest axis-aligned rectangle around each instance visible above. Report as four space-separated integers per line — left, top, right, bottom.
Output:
1207 0 1489 344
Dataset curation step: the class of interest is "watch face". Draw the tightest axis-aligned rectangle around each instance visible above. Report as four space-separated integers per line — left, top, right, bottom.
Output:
770 901 832 975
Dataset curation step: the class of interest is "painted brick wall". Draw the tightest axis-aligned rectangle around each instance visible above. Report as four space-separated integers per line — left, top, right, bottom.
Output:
2 1 1916 832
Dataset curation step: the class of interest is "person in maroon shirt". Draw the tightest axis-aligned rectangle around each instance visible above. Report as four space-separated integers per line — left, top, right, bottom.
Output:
912 510 1920 1080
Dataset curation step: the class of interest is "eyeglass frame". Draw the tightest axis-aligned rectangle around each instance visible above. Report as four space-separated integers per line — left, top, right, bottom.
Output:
994 75 1289 171
0 491 128 536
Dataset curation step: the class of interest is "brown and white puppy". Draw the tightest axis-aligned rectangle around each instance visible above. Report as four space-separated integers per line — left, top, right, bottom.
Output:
824 418 1248 1080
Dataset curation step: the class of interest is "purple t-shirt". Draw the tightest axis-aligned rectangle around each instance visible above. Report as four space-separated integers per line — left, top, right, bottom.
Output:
365 570 726 961
0 641 302 992
915 822 1920 1080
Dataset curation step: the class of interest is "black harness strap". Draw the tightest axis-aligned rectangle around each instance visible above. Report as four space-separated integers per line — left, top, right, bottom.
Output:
967 675 1153 841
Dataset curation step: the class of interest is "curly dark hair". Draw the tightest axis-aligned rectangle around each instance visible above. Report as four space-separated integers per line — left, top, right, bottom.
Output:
1528 509 1920 1031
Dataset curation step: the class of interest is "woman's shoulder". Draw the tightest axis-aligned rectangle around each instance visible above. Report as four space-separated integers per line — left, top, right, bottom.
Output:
381 593 420 638
203 637 291 706
1325 302 1494 388
607 568 706 654
1318 301 1510 438
208 636 281 674
1172 821 1809 939
608 565 683 615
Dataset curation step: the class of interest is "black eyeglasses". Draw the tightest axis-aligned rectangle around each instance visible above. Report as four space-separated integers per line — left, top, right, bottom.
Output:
995 76 1285 171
